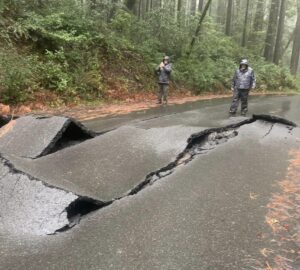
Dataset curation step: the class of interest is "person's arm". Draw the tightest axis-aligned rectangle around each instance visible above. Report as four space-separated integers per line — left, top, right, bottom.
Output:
251 70 256 90
163 63 172 73
156 63 162 72
156 63 163 75
231 70 237 91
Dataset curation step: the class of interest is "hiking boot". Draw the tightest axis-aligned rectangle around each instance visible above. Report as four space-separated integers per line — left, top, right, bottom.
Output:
241 111 247 116
156 101 162 104
229 111 236 116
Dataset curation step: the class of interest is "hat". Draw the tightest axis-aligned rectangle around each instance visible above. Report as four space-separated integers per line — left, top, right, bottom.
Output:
240 59 249 66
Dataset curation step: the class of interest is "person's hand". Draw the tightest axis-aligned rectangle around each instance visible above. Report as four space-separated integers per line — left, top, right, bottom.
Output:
159 62 165 69
231 87 234 91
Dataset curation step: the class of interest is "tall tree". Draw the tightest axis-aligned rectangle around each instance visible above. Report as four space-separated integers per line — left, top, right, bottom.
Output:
187 0 212 56
190 0 197 16
198 0 204 12
232 0 241 35
290 0 300 75
263 0 280 61
225 0 233 36
281 29 295 59
242 0 250 47
217 0 226 25
125 0 137 12
138 0 142 19
273 0 286 64
253 0 265 32
177 0 182 22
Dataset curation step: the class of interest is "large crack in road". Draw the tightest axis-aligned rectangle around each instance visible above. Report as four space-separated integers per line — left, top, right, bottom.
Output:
0 114 296 235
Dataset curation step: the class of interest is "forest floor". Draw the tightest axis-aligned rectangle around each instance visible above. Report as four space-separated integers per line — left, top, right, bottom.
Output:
1 91 294 122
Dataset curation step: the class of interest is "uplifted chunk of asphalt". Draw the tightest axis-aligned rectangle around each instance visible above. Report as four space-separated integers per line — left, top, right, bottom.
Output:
6 115 296 203
9 125 202 202
0 115 95 159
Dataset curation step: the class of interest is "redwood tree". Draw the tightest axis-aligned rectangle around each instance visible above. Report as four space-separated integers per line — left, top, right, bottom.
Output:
274 0 286 65
264 0 280 61
290 0 300 75
225 0 233 36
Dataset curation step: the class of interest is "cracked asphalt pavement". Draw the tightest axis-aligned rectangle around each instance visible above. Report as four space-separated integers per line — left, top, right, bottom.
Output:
0 95 300 270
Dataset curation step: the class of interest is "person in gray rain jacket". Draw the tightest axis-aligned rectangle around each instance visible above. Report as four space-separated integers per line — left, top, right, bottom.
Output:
156 56 172 104
229 59 256 116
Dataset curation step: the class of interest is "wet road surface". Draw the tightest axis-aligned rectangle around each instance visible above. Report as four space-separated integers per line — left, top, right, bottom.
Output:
0 95 300 269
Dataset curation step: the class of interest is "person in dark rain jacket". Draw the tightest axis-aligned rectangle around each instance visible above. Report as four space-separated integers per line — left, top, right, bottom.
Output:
229 59 256 116
156 56 172 105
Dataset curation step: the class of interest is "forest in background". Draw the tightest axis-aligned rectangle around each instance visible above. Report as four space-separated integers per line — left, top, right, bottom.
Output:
0 0 300 105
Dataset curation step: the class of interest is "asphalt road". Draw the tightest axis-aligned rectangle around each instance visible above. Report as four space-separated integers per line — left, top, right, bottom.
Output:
0 95 299 270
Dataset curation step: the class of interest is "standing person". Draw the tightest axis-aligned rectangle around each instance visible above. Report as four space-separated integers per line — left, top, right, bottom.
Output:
229 59 256 116
156 56 172 104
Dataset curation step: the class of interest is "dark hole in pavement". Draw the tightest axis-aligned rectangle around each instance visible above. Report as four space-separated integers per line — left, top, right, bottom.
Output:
67 197 104 219
41 121 95 156
55 197 110 233
0 115 18 128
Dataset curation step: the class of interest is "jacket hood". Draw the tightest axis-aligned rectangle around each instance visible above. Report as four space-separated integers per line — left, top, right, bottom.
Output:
240 59 249 66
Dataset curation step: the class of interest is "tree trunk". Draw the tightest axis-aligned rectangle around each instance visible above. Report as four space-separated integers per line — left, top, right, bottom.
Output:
290 1 300 75
281 29 295 59
138 0 142 19
198 0 204 12
242 0 250 47
263 0 280 61
187 0 212 57
217 0 226 24
190 0 197 16
177 0 182 22
125 0 137 12
233 0 240 33
253 0 265 32
225 0 233 36
273 0 286 65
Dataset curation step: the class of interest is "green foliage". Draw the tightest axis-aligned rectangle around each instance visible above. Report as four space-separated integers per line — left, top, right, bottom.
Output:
0 0 298 104
0 49 37 103
17 11 95 48
39 48 71 92
252 59 298 90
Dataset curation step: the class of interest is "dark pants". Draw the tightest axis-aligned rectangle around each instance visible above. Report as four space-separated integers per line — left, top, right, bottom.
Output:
158 84 169 103
229 89 250 114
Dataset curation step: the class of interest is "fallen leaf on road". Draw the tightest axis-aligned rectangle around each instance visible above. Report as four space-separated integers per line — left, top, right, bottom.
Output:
260 248 274 257
265 261 273 270
250 192 258 200
266 217 279 227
